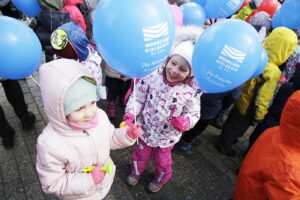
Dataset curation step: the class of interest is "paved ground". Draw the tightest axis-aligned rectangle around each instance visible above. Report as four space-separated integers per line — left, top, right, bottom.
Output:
0 70 255 200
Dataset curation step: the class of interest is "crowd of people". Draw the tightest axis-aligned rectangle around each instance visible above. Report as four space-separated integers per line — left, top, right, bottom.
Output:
1 0 300 199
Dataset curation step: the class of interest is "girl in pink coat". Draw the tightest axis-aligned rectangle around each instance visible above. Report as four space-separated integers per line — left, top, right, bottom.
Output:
36 59 142 200
123 38 201 192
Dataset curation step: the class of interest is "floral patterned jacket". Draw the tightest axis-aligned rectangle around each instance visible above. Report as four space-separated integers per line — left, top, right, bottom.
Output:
125 68 201 148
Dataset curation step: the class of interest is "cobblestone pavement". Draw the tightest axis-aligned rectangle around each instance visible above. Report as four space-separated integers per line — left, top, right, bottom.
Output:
0 71 255 200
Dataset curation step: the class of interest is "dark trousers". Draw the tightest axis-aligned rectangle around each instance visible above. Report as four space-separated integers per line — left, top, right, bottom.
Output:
105 77 131 103
0 80 27 129
217 105 253 148
181 119 210 143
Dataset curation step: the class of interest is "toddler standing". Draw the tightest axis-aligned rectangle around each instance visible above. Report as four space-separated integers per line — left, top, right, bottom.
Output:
36 59 142 200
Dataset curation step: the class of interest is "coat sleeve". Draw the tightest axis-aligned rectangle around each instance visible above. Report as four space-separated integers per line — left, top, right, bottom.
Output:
110 126 136 150
36 139 95 198
125 76 150 117
181 89 201 129
254 65 281 121
98 109 136 150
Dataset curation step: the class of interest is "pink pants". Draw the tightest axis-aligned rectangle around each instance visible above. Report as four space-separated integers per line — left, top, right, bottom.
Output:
131 139 174 184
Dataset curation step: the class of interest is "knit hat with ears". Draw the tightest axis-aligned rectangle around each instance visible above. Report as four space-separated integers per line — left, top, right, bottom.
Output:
64 77 97 116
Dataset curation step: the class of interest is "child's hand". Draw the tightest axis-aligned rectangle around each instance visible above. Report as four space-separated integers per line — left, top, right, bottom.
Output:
127 124 143 139
170 116 190 132
120 113 134 128
91 164 106 185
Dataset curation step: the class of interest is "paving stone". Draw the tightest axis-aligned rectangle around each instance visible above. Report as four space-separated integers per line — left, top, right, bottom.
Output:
24 182 45 200
13 135 32 165
23 135 38 164
0 149 20 183
18 162 40 185
3 179 27 200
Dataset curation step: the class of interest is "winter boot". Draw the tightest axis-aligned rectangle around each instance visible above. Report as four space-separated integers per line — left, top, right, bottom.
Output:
147 181 165 193
19 112 36 131
126 172 140 186
0 125 15 149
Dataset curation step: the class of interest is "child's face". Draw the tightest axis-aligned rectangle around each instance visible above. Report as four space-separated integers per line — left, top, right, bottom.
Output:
67 101 97 126
165 55 191 82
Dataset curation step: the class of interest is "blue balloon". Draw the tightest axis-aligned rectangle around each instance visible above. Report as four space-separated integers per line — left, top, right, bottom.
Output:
11 0 41 17
280 0 300 29
180 2 206 26
252 48 268 78
271 8 282 30
93 0 175 78
191 0 206 7
205 0 244 19
0 16 42 79
192 19 262 93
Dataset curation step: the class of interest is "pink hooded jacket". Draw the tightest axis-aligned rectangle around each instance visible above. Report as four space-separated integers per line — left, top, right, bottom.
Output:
36 59 135 200
61 0 87 33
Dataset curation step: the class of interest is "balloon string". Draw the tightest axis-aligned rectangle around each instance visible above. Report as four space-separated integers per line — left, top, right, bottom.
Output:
29 75 40 87
133 78 138 145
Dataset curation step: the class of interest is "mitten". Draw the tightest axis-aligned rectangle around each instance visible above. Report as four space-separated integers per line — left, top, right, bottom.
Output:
91 164 106 185
170 116 190 132
127 124 143 139
120 113 134 128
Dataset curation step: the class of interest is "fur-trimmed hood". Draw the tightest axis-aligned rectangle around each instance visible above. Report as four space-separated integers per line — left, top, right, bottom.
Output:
172 25 204 49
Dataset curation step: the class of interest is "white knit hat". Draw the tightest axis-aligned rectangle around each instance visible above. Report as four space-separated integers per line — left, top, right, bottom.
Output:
169 40 194 69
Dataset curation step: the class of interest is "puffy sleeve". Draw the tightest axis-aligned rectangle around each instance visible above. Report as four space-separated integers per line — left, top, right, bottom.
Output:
181 88 202 129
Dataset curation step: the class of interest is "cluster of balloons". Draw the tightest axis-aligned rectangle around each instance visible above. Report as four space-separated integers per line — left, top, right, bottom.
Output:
93 0 267 93
0 16 42 79
3 0 271 94
272 0 300 29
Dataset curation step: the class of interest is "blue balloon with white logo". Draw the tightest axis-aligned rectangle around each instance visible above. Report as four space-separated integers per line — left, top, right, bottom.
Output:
0 16 42 79
191 0 206 7
205 0 244 19
280 0 300 29
180 2 206 26
252 48 268 78
192 19 262 93
271 8 282 29
93 0 175 78
12 0 41 17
